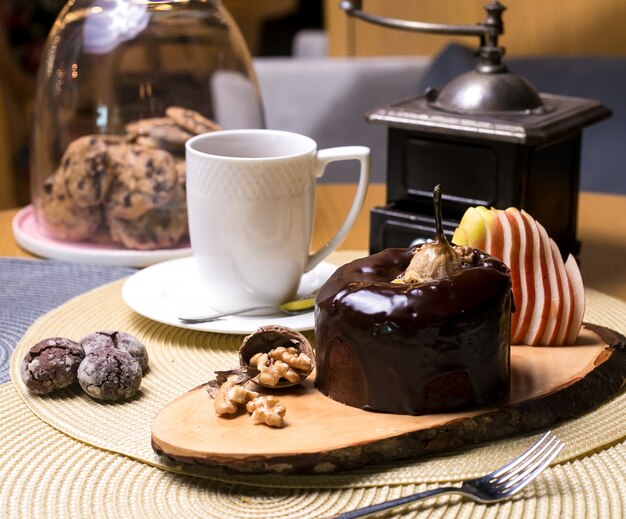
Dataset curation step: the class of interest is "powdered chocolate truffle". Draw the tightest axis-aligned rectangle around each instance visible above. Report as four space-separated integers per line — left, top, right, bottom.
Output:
78 348 142 401
21 337 85 395
79 330 148 372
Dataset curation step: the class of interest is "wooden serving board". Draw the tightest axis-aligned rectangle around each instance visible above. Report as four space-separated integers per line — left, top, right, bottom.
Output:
152 324 626 474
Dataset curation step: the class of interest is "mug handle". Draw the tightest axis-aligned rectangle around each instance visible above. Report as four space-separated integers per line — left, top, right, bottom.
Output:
305 146 371 272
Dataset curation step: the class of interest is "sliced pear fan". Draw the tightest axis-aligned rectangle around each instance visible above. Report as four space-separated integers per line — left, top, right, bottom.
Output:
454 206 585 345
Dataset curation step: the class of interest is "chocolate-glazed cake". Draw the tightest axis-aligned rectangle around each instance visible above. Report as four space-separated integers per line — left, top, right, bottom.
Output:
314 187 512 415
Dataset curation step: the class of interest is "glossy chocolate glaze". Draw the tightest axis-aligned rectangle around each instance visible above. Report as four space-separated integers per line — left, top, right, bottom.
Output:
314 246 512 415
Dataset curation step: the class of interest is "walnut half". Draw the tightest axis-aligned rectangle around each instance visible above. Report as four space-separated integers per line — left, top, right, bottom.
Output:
213 375 259 415
246 395 286 427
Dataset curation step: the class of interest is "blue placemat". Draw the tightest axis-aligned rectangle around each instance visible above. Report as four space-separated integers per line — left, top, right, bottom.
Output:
0 258 135 384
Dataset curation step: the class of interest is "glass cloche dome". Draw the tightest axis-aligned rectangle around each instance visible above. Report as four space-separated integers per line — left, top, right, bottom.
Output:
30 0 264 251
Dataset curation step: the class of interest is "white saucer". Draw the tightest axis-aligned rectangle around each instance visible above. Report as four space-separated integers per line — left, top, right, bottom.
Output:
12 205 192 268
121 256 337 334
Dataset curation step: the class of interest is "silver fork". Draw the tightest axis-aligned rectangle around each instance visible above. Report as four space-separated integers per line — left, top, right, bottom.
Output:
332 431 564 519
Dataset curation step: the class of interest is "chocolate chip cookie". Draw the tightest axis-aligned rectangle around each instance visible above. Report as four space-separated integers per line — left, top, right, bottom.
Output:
165 106 222 135
125 117 193 155
174 158 186 188
105 144 178 220
107 184 188 250
57 135 112 207
40 170 103 241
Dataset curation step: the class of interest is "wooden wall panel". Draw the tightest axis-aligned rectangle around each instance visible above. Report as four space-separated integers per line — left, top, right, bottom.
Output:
223 0 297 55
325 0 626 57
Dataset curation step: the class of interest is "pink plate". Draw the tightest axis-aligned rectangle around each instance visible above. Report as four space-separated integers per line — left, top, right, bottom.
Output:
12 205 192 267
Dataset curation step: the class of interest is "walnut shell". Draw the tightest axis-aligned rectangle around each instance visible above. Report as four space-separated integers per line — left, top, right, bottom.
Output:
239 325 315 388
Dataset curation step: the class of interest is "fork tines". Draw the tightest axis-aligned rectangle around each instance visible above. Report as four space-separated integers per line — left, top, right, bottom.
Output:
491 431 565 495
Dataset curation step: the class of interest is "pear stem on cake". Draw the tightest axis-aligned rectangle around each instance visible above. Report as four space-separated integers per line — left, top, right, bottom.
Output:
396 185 468 284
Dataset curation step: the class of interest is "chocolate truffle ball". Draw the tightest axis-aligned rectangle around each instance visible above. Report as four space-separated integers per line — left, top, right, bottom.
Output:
77 348 142 401
21 337 85 395
79 330 149 372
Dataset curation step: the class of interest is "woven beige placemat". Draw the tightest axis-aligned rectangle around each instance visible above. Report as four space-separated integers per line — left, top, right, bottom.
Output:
3 380 626 518
7 254 626 489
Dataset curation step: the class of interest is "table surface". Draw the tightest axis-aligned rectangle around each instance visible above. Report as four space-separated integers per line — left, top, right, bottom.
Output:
1 184 625 301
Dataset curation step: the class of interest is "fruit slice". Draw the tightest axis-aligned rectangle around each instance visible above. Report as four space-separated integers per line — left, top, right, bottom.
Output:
491 208 526 343
565 255 585 344
505 208 534 344
452 206 492 251
536 221 563 345
490 209 508 273
519 210 551 345
551 240 573 346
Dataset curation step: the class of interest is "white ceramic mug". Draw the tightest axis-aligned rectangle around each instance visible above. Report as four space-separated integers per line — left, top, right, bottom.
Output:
185 129 370 311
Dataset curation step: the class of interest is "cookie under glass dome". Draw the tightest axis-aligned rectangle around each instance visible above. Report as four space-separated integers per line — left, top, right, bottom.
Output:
30 0 264 251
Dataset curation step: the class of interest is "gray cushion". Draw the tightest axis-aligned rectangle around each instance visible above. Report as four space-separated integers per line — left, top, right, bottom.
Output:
255 57 429 182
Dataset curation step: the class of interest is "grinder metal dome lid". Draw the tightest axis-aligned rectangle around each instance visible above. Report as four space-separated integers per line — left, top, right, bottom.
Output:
426 48 546 116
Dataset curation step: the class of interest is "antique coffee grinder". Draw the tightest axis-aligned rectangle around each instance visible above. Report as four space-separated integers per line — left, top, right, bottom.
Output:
342 1 611 257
